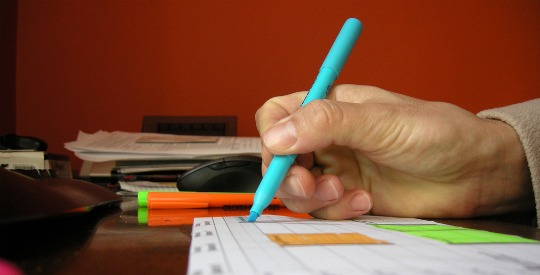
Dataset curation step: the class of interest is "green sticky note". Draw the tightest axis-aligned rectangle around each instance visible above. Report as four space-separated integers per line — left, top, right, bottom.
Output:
374 224 538 244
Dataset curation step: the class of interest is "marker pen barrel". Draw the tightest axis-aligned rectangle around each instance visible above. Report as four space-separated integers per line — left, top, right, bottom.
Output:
248 18 363 222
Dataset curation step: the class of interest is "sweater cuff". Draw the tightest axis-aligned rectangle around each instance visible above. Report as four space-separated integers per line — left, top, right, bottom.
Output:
477 99 540 226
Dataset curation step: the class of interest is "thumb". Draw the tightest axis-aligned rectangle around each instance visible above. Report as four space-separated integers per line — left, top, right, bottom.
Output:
262 99 383 155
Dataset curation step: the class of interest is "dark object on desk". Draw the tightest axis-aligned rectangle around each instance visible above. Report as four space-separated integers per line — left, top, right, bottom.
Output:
141 116 237 136
0 200 121 275
177 156 262 193
0 168 122 224
0 133 48 151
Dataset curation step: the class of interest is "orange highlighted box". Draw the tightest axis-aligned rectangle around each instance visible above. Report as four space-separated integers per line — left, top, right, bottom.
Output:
266 233 389 246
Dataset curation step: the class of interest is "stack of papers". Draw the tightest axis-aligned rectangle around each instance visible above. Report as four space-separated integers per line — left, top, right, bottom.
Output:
65 130 261 162
67 131 262 192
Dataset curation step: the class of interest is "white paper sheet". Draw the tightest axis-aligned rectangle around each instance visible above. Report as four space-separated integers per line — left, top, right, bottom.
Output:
64 130 261 162
188 215 540 275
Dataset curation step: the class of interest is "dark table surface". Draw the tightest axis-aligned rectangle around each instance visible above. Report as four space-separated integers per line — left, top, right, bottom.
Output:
1 196 539 275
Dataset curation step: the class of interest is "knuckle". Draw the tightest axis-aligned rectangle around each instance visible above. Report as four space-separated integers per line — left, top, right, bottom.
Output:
301 100 344 133
255 96 280 121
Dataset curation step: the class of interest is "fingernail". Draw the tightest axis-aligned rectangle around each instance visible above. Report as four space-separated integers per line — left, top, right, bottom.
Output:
283 175 306 198
263 119 297 150
351 193 371 212
314 179 339 202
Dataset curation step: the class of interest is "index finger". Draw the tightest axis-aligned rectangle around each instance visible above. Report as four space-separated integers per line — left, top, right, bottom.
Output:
255 91 308 135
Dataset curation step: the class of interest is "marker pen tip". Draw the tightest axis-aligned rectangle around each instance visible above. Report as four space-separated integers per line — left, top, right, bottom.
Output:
247 211 259 222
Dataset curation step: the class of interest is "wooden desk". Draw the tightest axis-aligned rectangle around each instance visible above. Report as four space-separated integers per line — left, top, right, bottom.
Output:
1 197 539 275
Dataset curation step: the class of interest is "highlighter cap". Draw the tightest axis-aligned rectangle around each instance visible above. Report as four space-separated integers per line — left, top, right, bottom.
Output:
138 191 149 207
321 18 362 75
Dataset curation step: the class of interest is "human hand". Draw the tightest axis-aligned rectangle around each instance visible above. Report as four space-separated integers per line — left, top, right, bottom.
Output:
255 85 533 219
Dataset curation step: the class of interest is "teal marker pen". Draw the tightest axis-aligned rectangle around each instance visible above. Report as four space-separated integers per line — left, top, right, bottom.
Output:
248 18 363 222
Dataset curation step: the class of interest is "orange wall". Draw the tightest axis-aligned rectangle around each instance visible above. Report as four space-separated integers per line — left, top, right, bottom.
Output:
16 0 540 171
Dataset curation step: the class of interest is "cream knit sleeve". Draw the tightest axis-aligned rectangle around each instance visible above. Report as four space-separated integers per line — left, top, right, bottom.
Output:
477 99 540 226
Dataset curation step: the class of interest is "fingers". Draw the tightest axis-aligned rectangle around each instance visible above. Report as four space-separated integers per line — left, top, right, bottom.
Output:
258 85 422 156
255 85 414 137
277 173 342 211
274 165 317 198
276 169 373 220
260 99 375 155
257 92 308 169
328 84 416 105
255 91 308 135
310 190 372 220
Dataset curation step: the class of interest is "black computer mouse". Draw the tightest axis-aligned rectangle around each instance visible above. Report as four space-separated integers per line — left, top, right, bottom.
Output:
177 155 262 193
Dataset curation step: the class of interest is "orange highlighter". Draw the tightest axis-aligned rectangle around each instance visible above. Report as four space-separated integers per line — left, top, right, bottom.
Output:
138 191 284 209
